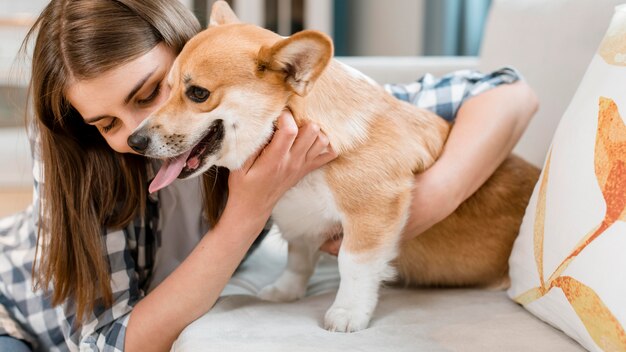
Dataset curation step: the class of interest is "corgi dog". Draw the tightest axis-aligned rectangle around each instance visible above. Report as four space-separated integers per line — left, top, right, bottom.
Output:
128 1 540 332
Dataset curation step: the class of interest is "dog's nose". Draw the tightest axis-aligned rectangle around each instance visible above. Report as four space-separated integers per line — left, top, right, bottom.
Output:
127 133 150 153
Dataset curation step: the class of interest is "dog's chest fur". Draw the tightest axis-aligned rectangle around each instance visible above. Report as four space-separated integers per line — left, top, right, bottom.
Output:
271 169 342 242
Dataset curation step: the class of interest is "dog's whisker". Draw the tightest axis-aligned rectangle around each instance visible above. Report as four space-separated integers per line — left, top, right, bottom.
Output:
211 166 219 192
233 122 240 164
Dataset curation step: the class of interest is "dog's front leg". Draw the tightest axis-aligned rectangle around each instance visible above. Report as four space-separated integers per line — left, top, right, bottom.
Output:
324 209 405 332
324 245 398 332
258 239 321 302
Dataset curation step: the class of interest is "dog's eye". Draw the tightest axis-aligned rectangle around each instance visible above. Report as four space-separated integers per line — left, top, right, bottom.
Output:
186 86 210 103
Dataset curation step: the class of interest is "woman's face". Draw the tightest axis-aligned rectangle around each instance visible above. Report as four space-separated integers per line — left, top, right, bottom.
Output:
66 43 176 154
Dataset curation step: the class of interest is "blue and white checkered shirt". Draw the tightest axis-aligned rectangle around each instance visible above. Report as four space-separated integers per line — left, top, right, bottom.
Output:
384 67 520 122
0 67 520 351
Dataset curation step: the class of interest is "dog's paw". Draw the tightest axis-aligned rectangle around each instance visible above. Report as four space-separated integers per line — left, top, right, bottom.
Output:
257 284 303 302
324 306 371 332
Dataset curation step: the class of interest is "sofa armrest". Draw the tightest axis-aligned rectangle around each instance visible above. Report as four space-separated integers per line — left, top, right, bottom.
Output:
336 56 480 85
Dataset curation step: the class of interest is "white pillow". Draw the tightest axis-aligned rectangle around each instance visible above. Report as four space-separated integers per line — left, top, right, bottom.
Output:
508 5 626 352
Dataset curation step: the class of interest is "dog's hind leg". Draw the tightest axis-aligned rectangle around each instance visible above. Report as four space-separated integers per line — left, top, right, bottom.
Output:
258 239 322 302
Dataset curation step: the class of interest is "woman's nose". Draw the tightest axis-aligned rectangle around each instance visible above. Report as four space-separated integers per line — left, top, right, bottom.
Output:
127 133 150 153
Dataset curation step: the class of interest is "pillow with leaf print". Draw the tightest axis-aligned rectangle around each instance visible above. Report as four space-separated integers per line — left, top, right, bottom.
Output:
507 5 626 352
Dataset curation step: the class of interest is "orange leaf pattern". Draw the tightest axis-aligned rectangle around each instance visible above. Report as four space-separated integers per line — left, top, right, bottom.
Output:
599 13 626 68
533 151 551 291
552 277 626 352
514 97 626 351
596 97 626 223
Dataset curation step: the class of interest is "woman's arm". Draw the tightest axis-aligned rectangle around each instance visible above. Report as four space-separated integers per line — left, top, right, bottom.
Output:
125 203 265 352
126 111 335 352
320 80 538 254
402 80 538 239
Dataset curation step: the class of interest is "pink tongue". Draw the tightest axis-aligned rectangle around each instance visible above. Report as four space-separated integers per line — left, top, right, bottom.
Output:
149 150 193 194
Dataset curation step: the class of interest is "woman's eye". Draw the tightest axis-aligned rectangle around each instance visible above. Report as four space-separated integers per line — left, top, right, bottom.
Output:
137 82 162 105
186 86 210 103
100 118 118 134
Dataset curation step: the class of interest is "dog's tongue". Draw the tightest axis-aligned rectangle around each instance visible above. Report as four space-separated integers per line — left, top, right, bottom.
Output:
149 150 193 194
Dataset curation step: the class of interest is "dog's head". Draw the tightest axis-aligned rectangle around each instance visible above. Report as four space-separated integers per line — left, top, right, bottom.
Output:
129 1 333 193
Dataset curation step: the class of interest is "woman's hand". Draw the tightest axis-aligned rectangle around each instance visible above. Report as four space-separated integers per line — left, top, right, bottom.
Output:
225 110 337 231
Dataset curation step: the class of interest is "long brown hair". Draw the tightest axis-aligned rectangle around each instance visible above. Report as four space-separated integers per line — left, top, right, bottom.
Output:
21 0 215 322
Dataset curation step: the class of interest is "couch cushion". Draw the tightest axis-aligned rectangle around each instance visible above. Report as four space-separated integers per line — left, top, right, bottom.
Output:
172 230 582 352
508 5 626 352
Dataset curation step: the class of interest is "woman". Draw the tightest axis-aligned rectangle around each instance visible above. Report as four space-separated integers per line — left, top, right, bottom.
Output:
0 0 537 351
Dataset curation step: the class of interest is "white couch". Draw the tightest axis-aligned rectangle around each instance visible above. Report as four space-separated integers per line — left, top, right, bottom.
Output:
341 0 624 168
173 1 623 351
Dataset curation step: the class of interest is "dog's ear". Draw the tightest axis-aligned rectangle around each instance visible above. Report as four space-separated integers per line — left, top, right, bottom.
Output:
257 30 333 96
209 1 240 27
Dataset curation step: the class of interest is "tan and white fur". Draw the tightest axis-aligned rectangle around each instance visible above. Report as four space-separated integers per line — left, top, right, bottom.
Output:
130 2 540 332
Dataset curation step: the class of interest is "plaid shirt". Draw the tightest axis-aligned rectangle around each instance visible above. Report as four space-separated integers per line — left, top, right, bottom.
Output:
0 68 520 351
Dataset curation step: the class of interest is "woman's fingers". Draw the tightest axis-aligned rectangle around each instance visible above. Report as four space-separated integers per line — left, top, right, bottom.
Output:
239 145 263 174
263 110 298 158
264 111 336 171
291 121 321 157
305 132 330 161
229 110 339 218
244 110 336 182
310 147 338 170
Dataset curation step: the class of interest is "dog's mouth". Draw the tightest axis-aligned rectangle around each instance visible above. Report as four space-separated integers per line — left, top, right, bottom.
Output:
149 120 224 194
